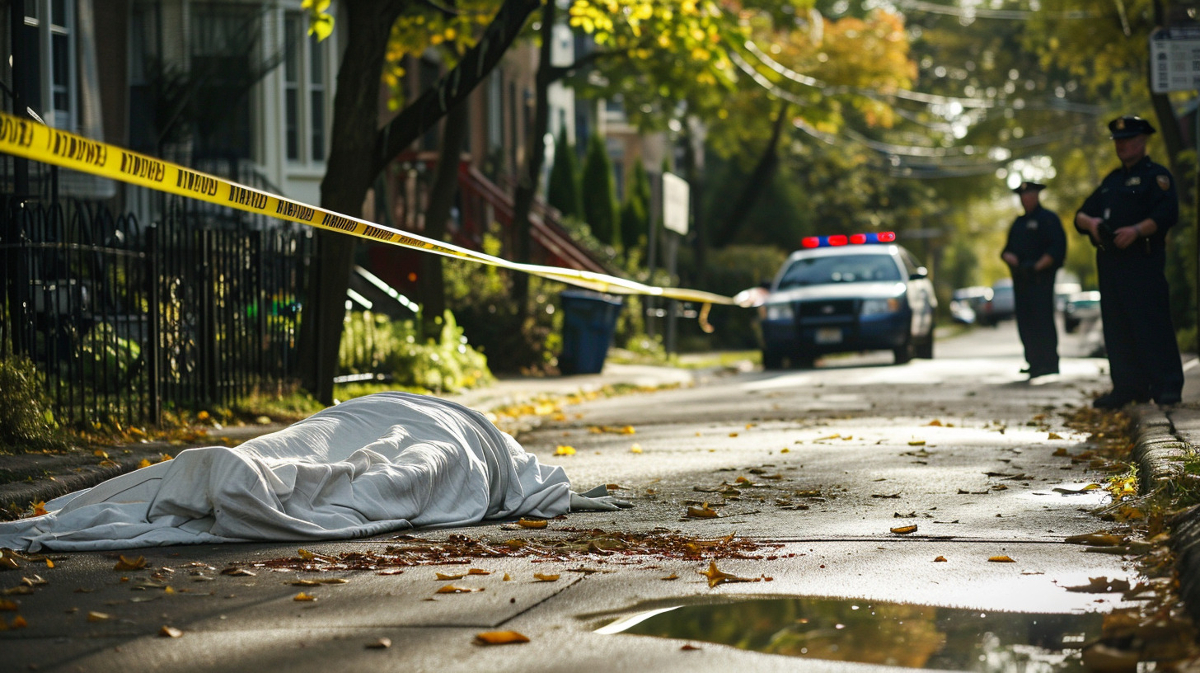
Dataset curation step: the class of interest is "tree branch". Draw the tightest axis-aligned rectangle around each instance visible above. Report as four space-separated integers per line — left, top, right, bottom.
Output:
373 0 540 177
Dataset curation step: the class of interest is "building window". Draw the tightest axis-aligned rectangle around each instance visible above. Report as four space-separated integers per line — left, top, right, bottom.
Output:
283 11 329 165
23 0 76 130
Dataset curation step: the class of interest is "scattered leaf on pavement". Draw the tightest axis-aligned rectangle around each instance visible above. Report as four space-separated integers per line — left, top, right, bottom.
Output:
934 556 947 562
681 644 702 651
366 638 392 649
113 555 147 571
220 567 255 576
475 631 529 645
468 568 490 575
699 561 758 588
10 615 27 628
686 504 720 519
890 525 918 534
554 445 576 456
517 519 547 529
159 626 183 638
661 573 679 580
0 599 17 611
293 592 317 601
1054 484 1102 494
988 556 1016 563
1048 432 1063 440
436 585 483 594
1064 533 1125 546
87 611 111 622
908 440 926 446
1053 448 1070 457
533 573 560 582
630 444 643 454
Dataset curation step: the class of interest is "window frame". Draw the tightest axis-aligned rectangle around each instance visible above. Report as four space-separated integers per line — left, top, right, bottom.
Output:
24 0 77 131
282 9 331 168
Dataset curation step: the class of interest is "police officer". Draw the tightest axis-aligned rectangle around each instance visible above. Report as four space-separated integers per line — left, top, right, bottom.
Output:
1002 181 1066 378
1075 115 1184 408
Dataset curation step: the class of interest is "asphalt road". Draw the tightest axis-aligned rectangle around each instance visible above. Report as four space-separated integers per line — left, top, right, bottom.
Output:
3 321 1135 673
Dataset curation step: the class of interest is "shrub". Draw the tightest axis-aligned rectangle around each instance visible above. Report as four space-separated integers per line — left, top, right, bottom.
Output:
339 310 492 394
0 356 68 453
582 132 620 248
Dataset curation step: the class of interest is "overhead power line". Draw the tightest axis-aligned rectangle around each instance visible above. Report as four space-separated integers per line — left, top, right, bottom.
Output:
893 0 1098 20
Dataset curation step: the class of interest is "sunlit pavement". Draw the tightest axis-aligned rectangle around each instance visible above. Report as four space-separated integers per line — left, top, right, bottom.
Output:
2 321 1141 673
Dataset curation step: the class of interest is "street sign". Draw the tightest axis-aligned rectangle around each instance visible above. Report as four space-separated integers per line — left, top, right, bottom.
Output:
662 172 690 235
1150 26 1200 93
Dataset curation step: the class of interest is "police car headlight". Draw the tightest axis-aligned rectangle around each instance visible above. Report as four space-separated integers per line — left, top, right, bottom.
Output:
861 298 901 315
765 303 794 320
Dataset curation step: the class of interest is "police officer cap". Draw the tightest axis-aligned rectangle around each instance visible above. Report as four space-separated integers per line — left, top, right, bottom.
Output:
1012 181 1045 194
1108 115 1156 139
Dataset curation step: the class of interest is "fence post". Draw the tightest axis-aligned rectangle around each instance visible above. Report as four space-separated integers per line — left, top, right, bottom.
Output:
146 225 161 424
202 229 217 407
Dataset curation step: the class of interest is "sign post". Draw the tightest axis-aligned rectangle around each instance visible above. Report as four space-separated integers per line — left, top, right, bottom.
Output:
662 172 690 354
1149 26 1200 350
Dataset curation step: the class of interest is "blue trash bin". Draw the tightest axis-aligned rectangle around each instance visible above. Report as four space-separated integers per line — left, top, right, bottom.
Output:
559 291 624 375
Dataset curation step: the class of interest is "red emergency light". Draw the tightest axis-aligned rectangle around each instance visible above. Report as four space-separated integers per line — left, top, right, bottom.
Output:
800 232 897 248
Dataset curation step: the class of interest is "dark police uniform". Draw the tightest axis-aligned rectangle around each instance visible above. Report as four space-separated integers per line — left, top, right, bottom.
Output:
1002 183 1066 377
1075 116 1183 406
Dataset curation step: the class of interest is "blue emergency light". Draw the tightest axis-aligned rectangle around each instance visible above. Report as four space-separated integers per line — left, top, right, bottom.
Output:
800 231 896 249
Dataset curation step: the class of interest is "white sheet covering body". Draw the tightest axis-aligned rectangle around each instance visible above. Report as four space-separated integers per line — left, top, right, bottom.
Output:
0 392 571 551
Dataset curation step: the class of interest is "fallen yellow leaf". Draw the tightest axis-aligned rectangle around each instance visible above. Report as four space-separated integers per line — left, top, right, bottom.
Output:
1064 533 1125 546
619 426 636 435
32 501 47 516
436 585 483 594
293 592 317 601
728 432 739 437
780 448 790 453
468 568 490 576
93 449 109 458
533 573 560 582
87 611 111 622
366 637 392 649
436 572 466 581
988 555 1016 563
934 556 947 562
890 525 918 534
927 419 943 426
1052 447 1069 457
138 459 153 469
475 630 530 645
1048 432 1063 440
699 561 757 589
517 518 547 529
113 555 147 571
908 440 926 446
502 573 511 581
0 599 17 611
159 625 183 638
554 445 576 456
661 573 679 581
630 443 643 454
686 505 719 519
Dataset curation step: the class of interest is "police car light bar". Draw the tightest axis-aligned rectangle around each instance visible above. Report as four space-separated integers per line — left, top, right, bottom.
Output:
801 231 896 248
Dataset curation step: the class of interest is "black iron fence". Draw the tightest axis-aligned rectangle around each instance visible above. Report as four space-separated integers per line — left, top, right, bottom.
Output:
1 174 314 428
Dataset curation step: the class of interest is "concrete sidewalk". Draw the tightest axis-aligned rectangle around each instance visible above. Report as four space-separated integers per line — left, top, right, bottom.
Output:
0 362 705 516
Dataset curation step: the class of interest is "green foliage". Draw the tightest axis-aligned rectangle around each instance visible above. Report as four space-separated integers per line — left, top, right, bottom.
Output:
443 231 563 373
0 356 68 453
582 132 620 248
681 244 788 350
547 129 584 220
620 161 651 254
339 310 492 394
78 323 142 384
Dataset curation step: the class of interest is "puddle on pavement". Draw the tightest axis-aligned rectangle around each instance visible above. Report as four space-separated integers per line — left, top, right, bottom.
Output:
596 596 1102 671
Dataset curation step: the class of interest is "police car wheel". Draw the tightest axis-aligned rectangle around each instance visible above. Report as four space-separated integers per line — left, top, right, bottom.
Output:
915 331 934 359
762 349 785 370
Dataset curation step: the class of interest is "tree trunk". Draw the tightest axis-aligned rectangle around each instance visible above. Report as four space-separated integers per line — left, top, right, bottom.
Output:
299 0 405 405
419 101 469 343
713 100 789 248
509 0 555 311
301 0 538 404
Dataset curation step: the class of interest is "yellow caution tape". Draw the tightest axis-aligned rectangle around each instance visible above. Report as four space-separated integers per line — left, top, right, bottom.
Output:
0 112 735 306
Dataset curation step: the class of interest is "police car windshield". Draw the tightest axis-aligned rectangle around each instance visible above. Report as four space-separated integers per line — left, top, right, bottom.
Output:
777 254 902 289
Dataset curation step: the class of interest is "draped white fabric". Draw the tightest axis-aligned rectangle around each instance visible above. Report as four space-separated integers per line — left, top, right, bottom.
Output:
0 393 571 552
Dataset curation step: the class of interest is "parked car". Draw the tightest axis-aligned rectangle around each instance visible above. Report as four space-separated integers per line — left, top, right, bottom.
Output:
1063 291 1102 333
760 232 937 368
949 286 993 325
977 278 1014 326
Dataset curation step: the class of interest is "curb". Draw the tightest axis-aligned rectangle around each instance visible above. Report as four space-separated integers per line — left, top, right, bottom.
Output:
1130 405 1200 623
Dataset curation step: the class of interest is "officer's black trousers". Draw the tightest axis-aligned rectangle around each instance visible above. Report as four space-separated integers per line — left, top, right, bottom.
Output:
1012 270 1058 373
1097 251 1184 400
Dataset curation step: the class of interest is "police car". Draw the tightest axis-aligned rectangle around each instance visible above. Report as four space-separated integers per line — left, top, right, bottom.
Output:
760 232 936 368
